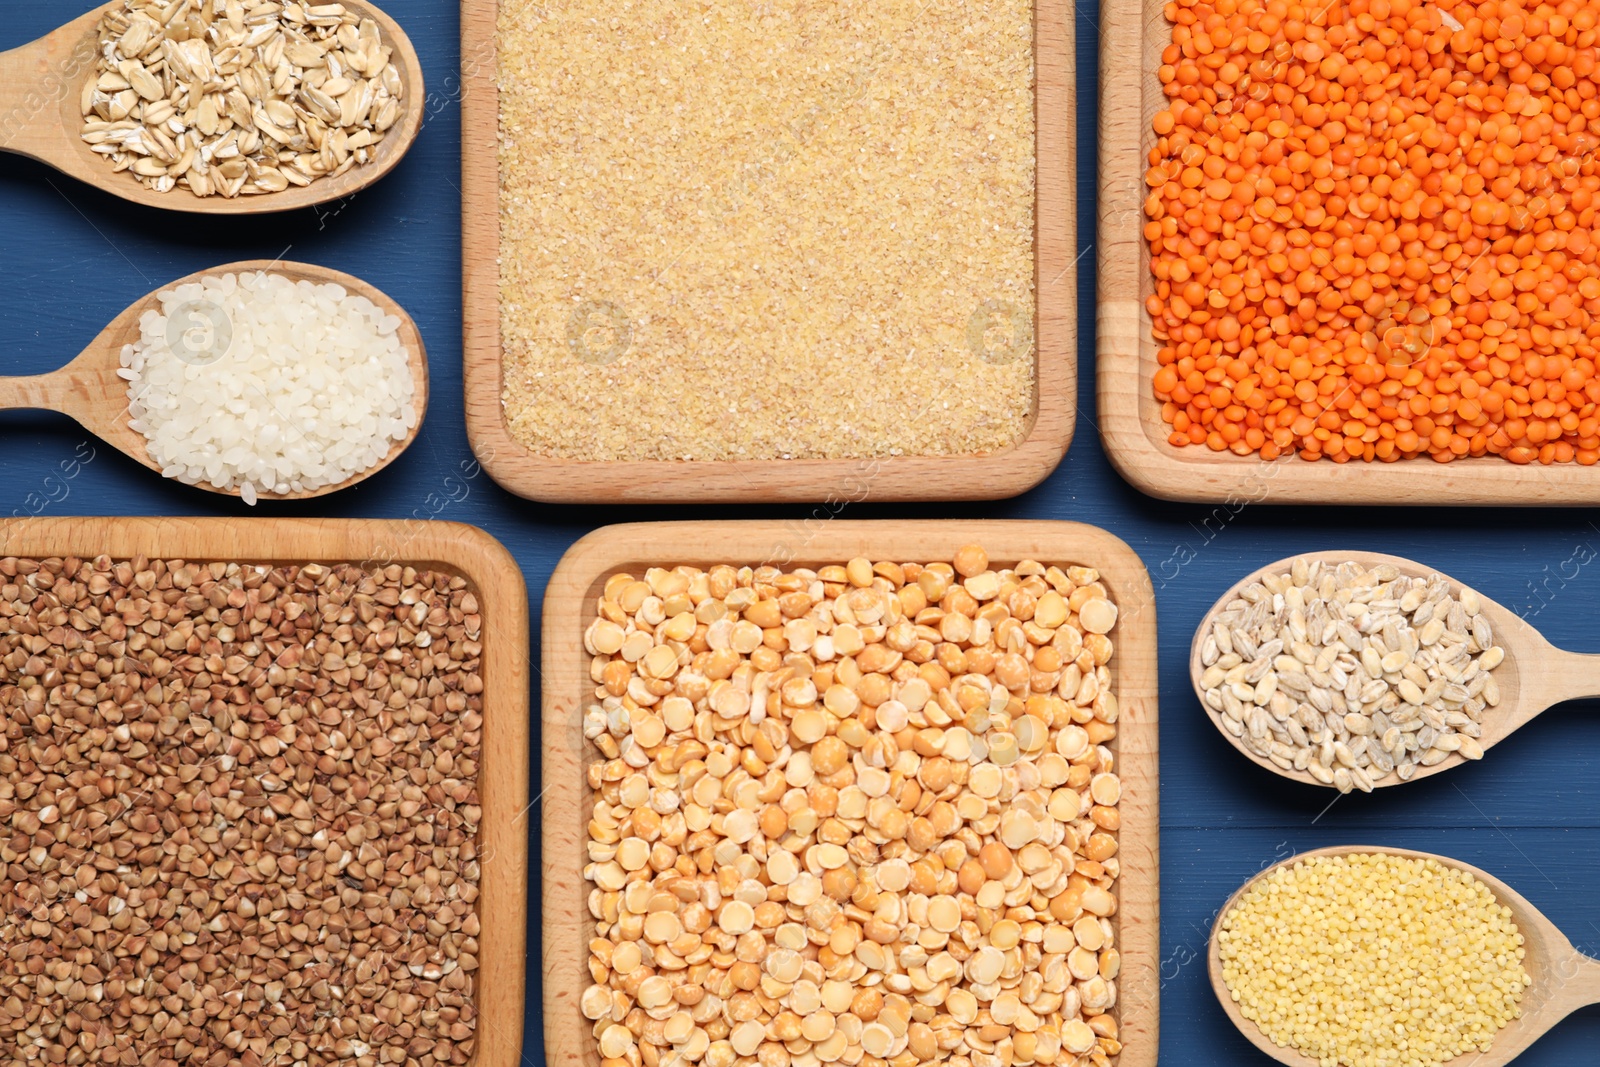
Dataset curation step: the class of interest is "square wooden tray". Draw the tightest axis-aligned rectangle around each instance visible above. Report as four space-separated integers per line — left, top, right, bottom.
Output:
0 517 529 1067
1096 0 1600 505
461 3 1076 504
541 520 1159 1067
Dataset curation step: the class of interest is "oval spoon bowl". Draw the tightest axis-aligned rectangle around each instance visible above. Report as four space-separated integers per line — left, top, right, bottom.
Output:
0 0 423 213
0 259 428 500
1209 845 1600 1067
1191 551 1600 789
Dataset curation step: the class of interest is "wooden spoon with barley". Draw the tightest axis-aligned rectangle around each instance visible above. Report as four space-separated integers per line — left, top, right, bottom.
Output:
1191 551 1600 788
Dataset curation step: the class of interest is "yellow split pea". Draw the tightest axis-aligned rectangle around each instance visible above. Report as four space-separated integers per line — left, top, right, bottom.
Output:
579 548 1127 1067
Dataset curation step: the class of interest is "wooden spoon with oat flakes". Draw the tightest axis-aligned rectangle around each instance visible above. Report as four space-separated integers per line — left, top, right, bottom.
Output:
0 0 423 213
1190 551 1600 789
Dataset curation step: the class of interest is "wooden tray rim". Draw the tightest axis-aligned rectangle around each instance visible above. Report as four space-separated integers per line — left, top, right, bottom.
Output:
461 1 1077 504
0 517 530 1067
1094 0 1600 505
540 519 1159 1067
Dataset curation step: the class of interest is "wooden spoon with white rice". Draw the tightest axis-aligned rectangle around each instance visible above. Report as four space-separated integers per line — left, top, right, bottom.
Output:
0 259 428 501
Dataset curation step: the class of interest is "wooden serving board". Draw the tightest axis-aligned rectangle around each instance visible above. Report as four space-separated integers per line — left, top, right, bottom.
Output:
0 517 530 1067
460 3 1076 504
541 520 1159 1067
1096 0 1600 504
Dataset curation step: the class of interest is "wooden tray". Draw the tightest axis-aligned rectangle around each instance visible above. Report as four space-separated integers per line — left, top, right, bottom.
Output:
1096 0 1600 504
461 3 1075 504
0 517 529 1067
541 520 1159 1067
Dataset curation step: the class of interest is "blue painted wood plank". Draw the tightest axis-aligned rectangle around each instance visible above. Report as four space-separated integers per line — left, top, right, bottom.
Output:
2 2 1598 1064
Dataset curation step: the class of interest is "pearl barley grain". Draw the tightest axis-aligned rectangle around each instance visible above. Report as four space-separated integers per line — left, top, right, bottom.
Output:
581 549 1126 1067
1201 558 1507 790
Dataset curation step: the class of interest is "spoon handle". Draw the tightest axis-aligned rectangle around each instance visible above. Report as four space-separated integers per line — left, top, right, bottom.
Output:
1530 648 1600 713
0 355 117 428
0 27 90 154
0 371 73 414
1553 949 1600 1014
1584 952 1600 1006
0 45 44 152
0 3 111 162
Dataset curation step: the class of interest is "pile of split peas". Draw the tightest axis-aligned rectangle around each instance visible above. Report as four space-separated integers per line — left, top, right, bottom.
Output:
1146 0 1600 464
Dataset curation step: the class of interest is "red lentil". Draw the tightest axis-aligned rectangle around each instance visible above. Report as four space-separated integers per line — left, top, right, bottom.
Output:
1146 0 1600 465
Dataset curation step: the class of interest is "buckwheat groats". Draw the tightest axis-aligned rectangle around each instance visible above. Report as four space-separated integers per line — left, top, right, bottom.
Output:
498 3 1036 462
0 555 481 1066
580 547 1126 1067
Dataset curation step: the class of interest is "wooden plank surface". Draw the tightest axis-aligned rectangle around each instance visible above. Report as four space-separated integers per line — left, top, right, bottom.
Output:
0 517 530 1067
5 1 1600 1063
461 2 1076 504
1095 0 1600 505
541 520 1159 1067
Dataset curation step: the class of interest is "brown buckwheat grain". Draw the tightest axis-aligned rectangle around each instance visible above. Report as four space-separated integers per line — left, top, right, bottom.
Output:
0 555 482 1067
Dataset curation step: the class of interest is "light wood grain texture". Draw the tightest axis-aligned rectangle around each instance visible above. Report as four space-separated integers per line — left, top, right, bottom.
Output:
1189 551 1600 790
0 0 423 214
0 259 429 500
541 521 1158 1067
0 516 529 1066
1095 0 1600 504
461 5 1075 504
1208 845 1600 1067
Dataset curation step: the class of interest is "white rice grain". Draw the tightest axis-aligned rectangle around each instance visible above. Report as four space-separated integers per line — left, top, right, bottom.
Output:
121 271 418 503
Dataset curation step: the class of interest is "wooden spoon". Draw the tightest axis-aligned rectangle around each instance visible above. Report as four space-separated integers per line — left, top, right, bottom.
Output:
1209 845 1600 1067
1191 551 1600 788
0 0 423 213
0 259 429 500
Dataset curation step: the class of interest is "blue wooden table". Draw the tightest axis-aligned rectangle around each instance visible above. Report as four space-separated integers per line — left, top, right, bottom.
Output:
2 2 1597 1063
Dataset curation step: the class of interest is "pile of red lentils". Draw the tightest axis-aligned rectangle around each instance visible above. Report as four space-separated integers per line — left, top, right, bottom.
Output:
1146 0 1600 463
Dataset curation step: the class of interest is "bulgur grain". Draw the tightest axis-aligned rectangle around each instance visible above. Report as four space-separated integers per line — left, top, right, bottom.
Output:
498 2 1036 462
